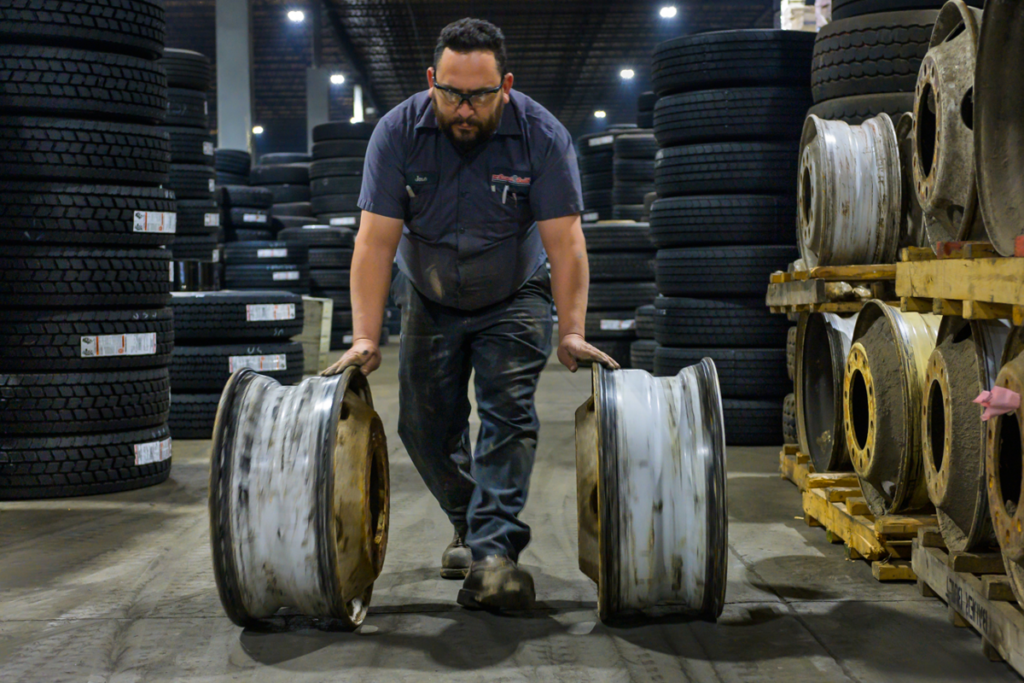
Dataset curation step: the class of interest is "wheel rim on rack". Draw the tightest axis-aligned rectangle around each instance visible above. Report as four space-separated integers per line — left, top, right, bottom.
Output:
209 367 389 629
797 114 901 268
922 317 1008 552
575 360 727 623
974 0 1024 255
796 312 857 473
912 0 985 246
843 301 939 517
986 346 1024 609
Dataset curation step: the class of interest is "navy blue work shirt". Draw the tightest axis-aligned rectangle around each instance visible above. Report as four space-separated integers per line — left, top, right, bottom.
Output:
358 89 584 311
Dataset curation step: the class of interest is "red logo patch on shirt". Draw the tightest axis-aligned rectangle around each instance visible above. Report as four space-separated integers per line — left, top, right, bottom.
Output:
491 173 531 188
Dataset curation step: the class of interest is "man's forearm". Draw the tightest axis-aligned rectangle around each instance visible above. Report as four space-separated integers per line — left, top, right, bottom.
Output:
541 218 589 340
350 212 404 345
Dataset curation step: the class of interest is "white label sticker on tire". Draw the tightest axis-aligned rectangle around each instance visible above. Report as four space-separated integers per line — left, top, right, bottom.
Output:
343 335 353 345
273 271 300 281
244 213 268 223
169 262 174 282
133 211 177 233
582 212 599 223
203 141 214 156
212 249 220 263
208 179 216 192
329 216 357 226
600 319 635 331
257 248 287 258
204 212 220 227
229 354 287 372
588 135 614 147
80 332 158 357
134 437 172 466
246 303 296 321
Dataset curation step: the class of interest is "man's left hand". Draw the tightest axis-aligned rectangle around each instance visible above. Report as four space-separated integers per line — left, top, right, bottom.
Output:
557 333 620 372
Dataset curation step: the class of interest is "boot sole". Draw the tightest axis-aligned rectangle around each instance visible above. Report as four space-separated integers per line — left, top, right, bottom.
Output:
456 587 534 612
440 567 470 580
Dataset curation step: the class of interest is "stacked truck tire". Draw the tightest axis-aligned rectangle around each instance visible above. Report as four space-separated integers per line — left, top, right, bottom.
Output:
808 2 978 123
252 153 316 229
160 48 220 292
310 121 373 230
649 29 811 445
0 0 175 498
168 291 305 439
577 125 636 223
612 131 658 221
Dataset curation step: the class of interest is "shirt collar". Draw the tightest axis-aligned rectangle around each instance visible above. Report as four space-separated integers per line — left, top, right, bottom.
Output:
414 90 523 137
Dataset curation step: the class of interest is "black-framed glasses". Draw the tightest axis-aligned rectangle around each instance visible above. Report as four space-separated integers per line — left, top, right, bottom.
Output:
433 82 503 108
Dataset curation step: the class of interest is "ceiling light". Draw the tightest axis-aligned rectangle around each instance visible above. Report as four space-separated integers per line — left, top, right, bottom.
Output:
660 6 678 19
252 125 264 135
366 107 376 115
287 10 305 22
594 110 607 119
620 69 635 80
350 117 359 124
330 74 345 85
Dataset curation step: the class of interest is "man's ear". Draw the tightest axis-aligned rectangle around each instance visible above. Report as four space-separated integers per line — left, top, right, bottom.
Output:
426 66 435 91
502 72 514 103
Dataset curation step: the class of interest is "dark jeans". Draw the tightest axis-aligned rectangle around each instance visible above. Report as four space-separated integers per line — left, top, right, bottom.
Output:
393 266 553 562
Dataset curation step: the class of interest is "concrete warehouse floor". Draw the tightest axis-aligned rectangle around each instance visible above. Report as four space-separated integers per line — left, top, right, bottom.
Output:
0 346 1020 683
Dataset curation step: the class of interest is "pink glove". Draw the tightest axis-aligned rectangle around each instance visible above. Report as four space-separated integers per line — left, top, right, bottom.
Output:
974 386 1022 422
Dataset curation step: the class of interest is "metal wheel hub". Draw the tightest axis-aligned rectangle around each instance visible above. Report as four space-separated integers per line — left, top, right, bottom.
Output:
797 114 901 268
575 360 727 623
912 0 984 245
209 367 389 629
798 312 856 473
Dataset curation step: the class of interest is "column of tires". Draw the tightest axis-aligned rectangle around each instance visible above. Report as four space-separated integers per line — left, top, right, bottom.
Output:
251 153 318 229
612 132 658 221
168 291 305 439
160 48 221 292
0 0 176 498
577 125 636 223
649 29 811 445
583 222 658 369
308 121 394 347
808 2 974 123
215 148 251 187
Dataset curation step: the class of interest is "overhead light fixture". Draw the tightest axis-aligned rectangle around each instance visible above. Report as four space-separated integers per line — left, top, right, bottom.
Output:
620 69 635 80
350 117 359 124
252 125 264 135
287 9 305 22
330 74 345 85
660 6 678 19
366 107 376 115
594 110 607 119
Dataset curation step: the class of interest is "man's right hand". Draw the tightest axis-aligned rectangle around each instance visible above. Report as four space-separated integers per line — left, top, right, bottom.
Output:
321 338 381 377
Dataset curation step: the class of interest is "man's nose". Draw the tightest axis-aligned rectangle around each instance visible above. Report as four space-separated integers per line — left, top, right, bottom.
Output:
456 101 475 119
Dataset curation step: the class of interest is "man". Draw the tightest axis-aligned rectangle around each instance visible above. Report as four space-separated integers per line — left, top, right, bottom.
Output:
324 17 617 611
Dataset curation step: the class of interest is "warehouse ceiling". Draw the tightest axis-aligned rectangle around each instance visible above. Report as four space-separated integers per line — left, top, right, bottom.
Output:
165 0 775 151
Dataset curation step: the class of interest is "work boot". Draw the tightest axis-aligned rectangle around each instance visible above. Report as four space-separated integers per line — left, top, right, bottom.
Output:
457 555 535 611
441 529 471 579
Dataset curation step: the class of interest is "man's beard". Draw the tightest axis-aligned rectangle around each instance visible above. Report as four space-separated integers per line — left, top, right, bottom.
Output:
433 95 504 154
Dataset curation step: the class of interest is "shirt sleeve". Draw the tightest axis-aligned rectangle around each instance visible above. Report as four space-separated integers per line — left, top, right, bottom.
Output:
529 122 584 221
358 117 407 220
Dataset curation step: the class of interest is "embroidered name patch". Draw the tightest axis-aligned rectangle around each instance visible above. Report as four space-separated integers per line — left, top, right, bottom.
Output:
491 172 531 188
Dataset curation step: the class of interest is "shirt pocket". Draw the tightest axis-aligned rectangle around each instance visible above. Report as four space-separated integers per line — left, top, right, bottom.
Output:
484 169 532 239
404 172 441 240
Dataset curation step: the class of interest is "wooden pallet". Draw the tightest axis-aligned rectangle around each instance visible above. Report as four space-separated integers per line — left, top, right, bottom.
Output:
897 240 1024 323
778 446 929 580
912 528 1024 673
766 264 898 315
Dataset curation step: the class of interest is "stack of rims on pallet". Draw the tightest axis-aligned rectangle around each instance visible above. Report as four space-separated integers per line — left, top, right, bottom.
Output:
159 48 220 292
251 152 318 230
167 291 305 439
649 28 811 445
808 0 979 124
0 0 175 498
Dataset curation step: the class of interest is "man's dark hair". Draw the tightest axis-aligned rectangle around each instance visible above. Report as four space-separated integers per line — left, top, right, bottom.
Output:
433 18 507 77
